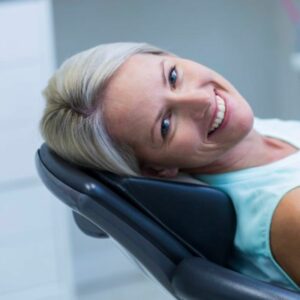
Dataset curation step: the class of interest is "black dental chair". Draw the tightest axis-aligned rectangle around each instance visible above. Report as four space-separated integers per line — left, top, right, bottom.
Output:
36 143 300 300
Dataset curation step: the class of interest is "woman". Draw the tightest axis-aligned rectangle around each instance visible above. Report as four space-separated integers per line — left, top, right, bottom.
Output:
40 42 300 291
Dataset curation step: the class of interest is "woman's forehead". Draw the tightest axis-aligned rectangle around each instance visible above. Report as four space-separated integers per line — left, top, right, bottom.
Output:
103 54 164 145
107 54 163 94
115 53 164 82
104 54 163 113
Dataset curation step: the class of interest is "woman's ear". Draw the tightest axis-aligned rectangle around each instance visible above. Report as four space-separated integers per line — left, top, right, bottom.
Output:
141 165 179 178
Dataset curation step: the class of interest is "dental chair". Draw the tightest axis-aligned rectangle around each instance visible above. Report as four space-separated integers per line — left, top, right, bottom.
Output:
35 143 300 300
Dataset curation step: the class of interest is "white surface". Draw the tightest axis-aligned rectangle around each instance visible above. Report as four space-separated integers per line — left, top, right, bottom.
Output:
0 0 53 182
0 1 74 299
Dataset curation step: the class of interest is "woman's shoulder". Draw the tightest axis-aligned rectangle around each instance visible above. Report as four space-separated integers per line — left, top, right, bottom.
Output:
270 187 300 286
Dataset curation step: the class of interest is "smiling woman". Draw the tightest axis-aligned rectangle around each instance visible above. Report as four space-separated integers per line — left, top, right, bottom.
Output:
103 53 254 177
40 42 300 292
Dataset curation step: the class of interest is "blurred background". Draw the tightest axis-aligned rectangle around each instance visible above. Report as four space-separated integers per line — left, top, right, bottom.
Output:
1 0 299 299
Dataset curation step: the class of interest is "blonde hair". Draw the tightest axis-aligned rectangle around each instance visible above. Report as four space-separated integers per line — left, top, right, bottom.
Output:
40 42 167 176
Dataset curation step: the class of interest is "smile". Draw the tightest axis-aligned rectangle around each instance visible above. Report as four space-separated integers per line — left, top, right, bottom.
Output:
208 95 226 134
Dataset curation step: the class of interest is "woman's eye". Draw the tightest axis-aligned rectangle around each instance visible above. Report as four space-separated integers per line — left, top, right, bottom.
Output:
168 66 177 88
161 117 170 139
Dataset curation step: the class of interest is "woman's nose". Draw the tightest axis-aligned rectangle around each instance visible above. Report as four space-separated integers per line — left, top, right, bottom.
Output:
171 89 212 118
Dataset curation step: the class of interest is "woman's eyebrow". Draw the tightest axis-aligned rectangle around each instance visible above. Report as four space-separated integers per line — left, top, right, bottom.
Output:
160 58 167 87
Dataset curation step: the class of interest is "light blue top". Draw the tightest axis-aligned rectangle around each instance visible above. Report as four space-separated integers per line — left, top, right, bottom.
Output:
195 118 300 291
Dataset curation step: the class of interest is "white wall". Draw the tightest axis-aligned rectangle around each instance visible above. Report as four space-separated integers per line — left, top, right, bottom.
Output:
0 1 75 299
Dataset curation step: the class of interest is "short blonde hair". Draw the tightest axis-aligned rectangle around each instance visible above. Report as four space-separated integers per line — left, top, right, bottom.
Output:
40 42 167 176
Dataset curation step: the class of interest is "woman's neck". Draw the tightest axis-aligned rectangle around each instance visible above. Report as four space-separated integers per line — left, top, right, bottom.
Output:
189 129 298 174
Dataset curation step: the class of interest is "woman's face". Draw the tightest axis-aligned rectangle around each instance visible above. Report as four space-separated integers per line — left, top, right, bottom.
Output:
103 53 254 177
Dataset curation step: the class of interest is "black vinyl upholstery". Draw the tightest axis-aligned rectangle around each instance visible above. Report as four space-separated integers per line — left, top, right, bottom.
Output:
36 143 300 300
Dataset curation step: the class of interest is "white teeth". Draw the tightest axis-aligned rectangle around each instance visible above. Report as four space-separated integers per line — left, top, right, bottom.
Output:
209 95 226 134
217 111 223 118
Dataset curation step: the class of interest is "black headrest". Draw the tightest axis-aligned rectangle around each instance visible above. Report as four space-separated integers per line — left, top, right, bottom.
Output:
36 143 236 266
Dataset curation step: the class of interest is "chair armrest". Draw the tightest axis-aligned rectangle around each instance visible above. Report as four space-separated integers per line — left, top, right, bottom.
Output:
73 211 108 238
171 257 300 300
